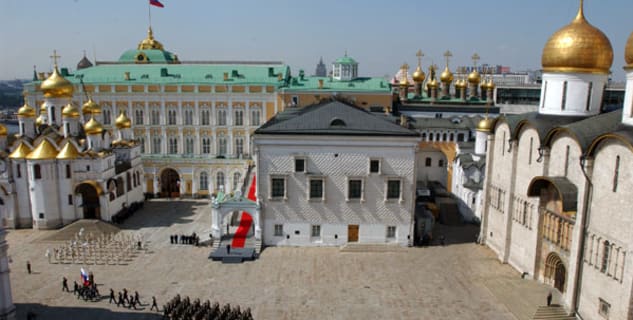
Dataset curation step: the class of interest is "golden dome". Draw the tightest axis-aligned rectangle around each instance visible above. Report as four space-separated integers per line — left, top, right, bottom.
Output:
40 67 74 98
40 102 47 113
35 115 44 126
17 102 36 118
82 98 101 115
115 110 132 129
426 78 439 89
412 66 426 83
84 117 104 135
541 2 613 74
62 103 80 118
625 31 633 68
26 139 58 160
138 27 165 50
0 124 7 136
485 79 496 91
9 142 33 159
476 117 496 132
468 70 481 84
440 66 454 83
455 79 467 90
57 141 81 160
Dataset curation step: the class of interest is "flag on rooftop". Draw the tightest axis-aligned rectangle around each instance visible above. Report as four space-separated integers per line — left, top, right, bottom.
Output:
150 0 164 8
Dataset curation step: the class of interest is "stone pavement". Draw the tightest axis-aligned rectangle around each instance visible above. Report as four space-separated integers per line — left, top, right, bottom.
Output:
5 199 559 320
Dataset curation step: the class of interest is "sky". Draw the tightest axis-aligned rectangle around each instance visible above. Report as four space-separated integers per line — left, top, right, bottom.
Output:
0 0 632 81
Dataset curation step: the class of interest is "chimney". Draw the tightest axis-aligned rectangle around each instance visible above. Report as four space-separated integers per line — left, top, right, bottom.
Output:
268 67 275 77
124 72 130 81
223 72 229 81
318 79 324 89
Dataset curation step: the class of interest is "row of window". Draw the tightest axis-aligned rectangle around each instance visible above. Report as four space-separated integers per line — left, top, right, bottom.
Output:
198 171 241 191
272 224 396 238
584 232 626 283
540 81 595 111
294 158 384 175
118 109 262 126
269 176 402 201
142 136 246 156
420 132 467 143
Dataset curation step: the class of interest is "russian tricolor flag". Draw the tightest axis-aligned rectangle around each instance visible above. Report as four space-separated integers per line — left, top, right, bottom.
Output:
80 268 90 286
150 0 164 8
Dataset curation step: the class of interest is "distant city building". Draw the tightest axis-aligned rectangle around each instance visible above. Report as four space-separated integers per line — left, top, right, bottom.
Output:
314 57 326 77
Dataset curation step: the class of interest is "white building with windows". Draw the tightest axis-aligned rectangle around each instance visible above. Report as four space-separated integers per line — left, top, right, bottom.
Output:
480 3 633 319
254 100 420 246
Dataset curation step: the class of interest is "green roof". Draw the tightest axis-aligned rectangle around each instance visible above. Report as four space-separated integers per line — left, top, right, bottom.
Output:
283 76 390 93
118 49 178 64
31 62 290 86
335 56 358 65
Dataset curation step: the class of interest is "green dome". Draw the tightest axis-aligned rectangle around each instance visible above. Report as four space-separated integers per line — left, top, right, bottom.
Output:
335 55 358 65
118 49 179 64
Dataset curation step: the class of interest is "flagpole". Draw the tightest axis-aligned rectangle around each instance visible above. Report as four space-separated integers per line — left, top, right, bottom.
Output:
148 1 152 28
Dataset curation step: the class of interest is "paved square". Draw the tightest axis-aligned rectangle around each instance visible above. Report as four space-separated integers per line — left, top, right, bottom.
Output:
6 199 556 319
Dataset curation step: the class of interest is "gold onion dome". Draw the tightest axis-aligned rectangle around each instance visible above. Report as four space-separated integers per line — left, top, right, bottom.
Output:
17 101 36 118
84 117 104 135
0 124 7 136
468 70 481 84
427 78 439 89
40 67 74 98
62 103 80 118
412 66 426 83
455 79 467 89
115 111 132 129
477 117 495 132
440 66 454 83
138 27 164 50
40 102 47 113
82 98 101 115
9 142 33 159
625 31 633 68
541 2 613 74
35 115 44 126
57 141 81 160
27 139 58 160
399 76 409 87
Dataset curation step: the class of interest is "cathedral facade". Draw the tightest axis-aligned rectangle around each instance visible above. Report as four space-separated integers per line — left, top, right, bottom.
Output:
480 2 633 319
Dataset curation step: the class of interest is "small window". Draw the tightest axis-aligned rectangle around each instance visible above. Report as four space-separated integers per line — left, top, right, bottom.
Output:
387 180 401 199
348 179 362 199
66 164 71 179
33 164 42 180
271 178 285 198
86 165 90 171
311 225 321 237
438 160 444 167
599 298 610 318
369 159 380 173
68 194 73 205
274 224 283 237
38 213 44 219
425 157 432 167
386 226 396 238
16 164 21 178
295 158 305 173
613 155 620 192
309 179 323 199
291 96 299 106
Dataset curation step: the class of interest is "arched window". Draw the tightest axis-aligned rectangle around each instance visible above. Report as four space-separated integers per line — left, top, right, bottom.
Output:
116 177 125 197
564 145 570 177
199 172 209 191
425 157 432 167
449 133 454 141
218 109 227 126
421 133 427 140
216 172 225 191
218 137 227 156
235 137 244 157
234 109 243 126
33 164 42 180
127 172 132 191
613 155 620 192
233 172 241 190
443 133 447 141
601 241 611 273
202 138 211 154
429 133 434 141
135 109 144 125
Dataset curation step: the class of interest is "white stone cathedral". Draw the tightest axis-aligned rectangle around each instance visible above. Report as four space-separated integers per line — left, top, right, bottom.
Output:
1 56 144 230
480 2 633 319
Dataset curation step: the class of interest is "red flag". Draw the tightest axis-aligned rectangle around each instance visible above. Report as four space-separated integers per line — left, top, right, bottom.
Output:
150 0 164 8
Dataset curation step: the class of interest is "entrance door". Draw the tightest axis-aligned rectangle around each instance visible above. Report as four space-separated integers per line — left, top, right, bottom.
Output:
160 168 180 198
555 263 566 292
75 183 101 220
348 225 359 242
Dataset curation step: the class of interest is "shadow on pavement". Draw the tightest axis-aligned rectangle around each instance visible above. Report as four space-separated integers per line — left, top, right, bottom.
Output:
117 200 203 231
431 223 481 246
16 303 162 320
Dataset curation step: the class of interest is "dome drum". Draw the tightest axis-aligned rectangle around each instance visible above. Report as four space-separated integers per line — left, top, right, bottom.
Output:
540 72 607 117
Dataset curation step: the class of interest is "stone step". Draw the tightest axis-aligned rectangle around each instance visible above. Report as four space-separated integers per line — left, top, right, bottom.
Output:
532 306 576 320
340 243 406 253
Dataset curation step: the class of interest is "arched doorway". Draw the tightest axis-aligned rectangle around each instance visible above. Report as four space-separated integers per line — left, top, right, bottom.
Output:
545 252 566 292
160 168 180 198
75 182 101 219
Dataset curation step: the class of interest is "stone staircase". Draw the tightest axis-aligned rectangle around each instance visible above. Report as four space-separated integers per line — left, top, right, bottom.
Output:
532 306 576 320
340 243 407 253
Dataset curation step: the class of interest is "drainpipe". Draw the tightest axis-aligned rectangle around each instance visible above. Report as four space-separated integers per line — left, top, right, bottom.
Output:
571 155 593 318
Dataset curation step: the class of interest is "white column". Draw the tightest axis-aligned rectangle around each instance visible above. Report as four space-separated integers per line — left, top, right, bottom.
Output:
0 228 16 320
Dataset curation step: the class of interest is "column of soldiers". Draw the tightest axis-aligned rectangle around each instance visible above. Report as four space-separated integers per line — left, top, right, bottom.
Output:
170 233 200 246
163 294 253 320
46 231 146 265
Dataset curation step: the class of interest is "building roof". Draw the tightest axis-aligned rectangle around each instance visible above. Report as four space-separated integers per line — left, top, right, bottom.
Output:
410 116 483 130
255 100 419 137
283 76 391 93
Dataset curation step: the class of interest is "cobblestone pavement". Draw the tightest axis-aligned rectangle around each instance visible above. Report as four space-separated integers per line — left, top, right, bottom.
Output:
6 199 558 320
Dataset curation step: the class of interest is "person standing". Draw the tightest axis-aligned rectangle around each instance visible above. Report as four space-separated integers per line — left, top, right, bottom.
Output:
109 289 115 304
26 260 31 274
62 277 69 292
547 291 553 306
134 291 141 304
151 296 159 311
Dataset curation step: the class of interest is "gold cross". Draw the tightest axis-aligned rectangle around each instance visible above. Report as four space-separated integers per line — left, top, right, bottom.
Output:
471 53 480 67
416 50 424 66
50 50 61 67
443 50 453 68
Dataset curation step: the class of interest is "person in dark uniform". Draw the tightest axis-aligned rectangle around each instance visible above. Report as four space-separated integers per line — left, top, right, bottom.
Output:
109 289 115 304
226 244 231 255
62 277 69 292
547 291 553 306
134 291 141 304
123 288 129 304
26 261 31 274
151 296 159 311
117 292 124 307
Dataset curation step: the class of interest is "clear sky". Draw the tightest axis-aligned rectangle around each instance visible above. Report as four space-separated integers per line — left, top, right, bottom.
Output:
0 0 632 81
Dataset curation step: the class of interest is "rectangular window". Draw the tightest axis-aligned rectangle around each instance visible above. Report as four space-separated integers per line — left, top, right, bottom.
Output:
348 179 362 199
295 158 305 173
369 159 380 173
387 180 401 199
16 164 21 178
386 226 396 238
33 165 42 180
425 157 432 167
274 224 283 236
271 178 285 198
311 225 321 237
251 110 260 126
561 81 568 110
66 164 71 179
586 82 593 111
309 179 323 199
234 110 243 126
599 298 610 318
68 194 73 205
528 137 534 165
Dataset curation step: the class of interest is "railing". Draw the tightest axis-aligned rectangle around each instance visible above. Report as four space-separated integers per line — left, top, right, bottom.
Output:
540 207 575 251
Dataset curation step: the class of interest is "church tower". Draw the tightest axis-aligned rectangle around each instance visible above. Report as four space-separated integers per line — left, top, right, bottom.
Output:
61 102 81 137
17 100 36 138
315 57 327 77
40 51 74 127
539 0 613 116
621 31 633 126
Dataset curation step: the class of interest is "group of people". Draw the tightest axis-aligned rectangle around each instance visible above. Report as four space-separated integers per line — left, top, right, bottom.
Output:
170 233 200 246
108 287 158 311
163 294 253 320
62 274 100 302
47 230 146 265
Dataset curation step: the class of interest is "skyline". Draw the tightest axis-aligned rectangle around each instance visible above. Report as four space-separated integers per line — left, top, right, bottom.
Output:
0 0 632 81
